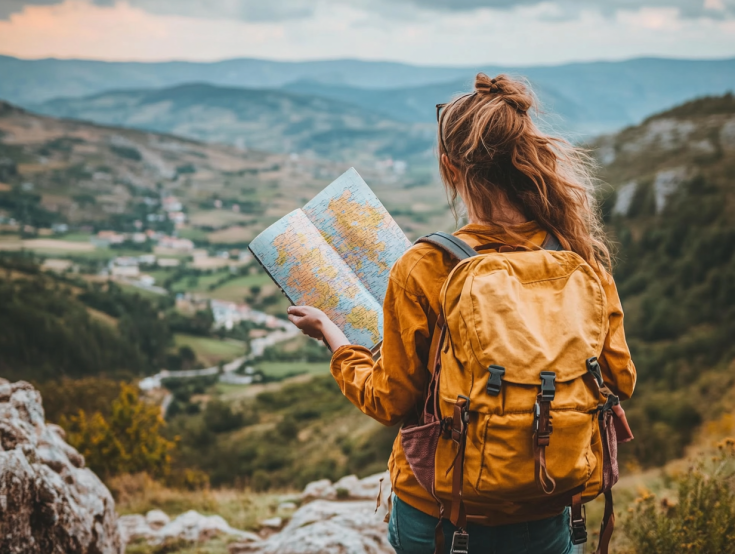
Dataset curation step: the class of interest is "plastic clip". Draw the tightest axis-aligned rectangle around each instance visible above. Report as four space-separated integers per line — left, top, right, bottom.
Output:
570 507 588 545
450 530 469 554
540 371 556 402
586 357 604 388
486 365 505 396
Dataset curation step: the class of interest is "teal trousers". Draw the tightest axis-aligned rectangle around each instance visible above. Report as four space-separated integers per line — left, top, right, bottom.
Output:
388 494 576 554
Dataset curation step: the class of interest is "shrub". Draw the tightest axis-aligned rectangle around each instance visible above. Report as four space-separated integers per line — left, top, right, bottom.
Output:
623 440 735 553
63 383 176 479
203 399 245 433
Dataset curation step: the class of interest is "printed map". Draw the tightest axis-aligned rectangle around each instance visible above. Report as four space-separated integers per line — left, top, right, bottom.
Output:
303 168 412 304
249 169 410 350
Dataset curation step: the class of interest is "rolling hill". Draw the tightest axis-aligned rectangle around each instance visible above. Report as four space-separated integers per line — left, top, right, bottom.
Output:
593 94 735 467
6 55 735 136
29 83 435 164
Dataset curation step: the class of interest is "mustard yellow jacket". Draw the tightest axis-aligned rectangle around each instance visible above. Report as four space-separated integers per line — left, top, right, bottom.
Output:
330 222 636 521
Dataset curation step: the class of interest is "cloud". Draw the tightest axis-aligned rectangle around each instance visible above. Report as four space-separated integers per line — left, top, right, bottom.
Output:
396 0 735 19
116 0 317 22
2 0 734 22
0 0 318 21
2 0 734 65
0 0 59 19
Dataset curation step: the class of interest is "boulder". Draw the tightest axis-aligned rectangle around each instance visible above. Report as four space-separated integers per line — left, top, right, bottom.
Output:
301 478 336 501
145 508 170 530
260 517 283 529
156 510 261 544
237 471 393 554
120 509 261 546
0 380 122 554
302 471 388 502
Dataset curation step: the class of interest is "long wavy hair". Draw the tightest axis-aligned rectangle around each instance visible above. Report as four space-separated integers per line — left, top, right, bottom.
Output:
438 73 611 271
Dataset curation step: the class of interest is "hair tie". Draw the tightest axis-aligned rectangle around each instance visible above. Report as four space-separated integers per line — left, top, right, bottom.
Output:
477 78 501 95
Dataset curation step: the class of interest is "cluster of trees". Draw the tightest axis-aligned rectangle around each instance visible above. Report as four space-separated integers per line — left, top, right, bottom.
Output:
0 273 148 381
62 383 175 479
0 186 60 232
36 377 175 480
165 375 382 490
610 174 735 468
78 281 173 371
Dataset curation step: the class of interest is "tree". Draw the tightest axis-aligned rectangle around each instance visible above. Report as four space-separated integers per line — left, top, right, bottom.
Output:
63 383 176 479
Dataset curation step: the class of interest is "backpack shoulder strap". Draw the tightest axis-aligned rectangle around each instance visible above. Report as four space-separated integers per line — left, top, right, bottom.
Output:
416 230 563 258
414 232 478 261
541 232 563 251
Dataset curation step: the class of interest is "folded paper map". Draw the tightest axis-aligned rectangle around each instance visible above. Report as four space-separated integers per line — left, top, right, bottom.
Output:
248 168 411 353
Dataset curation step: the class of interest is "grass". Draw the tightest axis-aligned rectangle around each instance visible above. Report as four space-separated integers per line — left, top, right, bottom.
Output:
176 227 209 243
0 238 96 253
207 226 254 245
173 334 245 367
110 472 297 532
206 274 273 302
145 268 178 285
125 536 237 554
188 210 255 228
170 270 231 294
60 232 93 242
117 282 167 301
256 362 331 379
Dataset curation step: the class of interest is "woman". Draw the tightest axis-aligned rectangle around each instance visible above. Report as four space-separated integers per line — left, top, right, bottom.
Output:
287 73 636 554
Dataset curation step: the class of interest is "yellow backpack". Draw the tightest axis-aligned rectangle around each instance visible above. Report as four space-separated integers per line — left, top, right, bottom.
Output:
400 232 632 554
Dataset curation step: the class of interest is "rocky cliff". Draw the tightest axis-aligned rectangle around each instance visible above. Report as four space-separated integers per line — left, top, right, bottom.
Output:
0 379 122 554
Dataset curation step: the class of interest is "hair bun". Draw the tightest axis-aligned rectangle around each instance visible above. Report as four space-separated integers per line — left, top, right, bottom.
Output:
474 73 531 114
475 73 503 95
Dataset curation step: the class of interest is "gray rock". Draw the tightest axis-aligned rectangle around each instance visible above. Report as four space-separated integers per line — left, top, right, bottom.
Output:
260 516 283 529
120 509 261 546
145 508 170 530
0 380 122 554
243 472 393 554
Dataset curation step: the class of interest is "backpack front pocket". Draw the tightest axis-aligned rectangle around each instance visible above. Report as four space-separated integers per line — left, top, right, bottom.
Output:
474 410 596 502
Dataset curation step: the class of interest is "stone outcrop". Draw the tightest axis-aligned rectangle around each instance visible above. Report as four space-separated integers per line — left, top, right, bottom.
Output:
231 471 393 554
0 380 122 554
120 472 393 554
119 509 261 545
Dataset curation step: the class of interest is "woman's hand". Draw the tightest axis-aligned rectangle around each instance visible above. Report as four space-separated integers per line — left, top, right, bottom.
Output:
287 306 329 340
287 305 351 352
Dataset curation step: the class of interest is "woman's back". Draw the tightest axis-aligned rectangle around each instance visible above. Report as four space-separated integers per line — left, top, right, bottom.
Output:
289 73 636 554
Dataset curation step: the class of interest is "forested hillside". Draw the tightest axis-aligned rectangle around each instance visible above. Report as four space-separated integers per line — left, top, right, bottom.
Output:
595 94 735 467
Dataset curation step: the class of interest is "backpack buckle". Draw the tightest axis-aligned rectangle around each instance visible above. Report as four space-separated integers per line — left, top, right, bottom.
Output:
450 530 469 554
458 395 470 424
540 371 556 402
586 357 604 388
600 393 620 414
570 506 588 545
486 365 505 396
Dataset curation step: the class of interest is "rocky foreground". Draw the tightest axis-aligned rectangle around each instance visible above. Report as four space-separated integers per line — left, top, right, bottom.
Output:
0 379 122 553
120 472 393 553
0 379 393 554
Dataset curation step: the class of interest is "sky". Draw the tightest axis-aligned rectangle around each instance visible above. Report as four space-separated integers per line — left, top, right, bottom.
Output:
0 0 734 66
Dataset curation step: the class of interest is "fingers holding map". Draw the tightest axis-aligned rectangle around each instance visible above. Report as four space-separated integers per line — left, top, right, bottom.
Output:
248 168 411 352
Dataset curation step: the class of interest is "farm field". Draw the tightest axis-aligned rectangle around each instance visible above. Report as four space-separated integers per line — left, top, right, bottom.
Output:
173 334 246 367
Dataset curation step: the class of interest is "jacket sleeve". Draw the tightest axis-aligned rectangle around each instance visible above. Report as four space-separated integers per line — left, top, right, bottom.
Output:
597 273 637 401
329 275 432 426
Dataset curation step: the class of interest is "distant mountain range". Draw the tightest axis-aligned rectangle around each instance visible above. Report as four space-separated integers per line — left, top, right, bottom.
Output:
30 83 435 164
4 55 735 139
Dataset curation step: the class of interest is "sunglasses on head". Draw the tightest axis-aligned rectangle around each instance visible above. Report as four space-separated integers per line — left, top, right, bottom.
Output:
436 92 476 154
